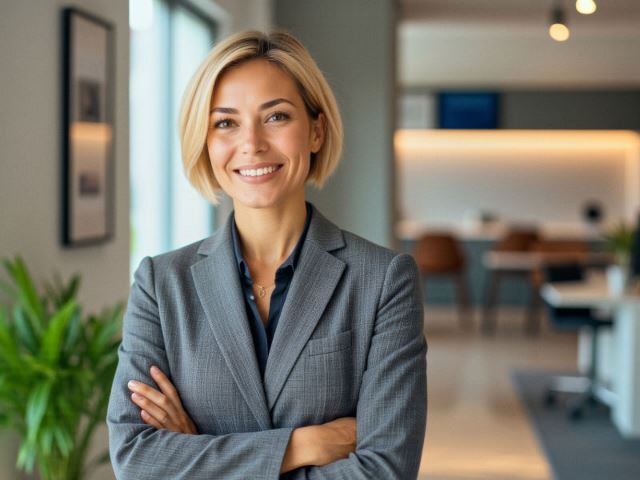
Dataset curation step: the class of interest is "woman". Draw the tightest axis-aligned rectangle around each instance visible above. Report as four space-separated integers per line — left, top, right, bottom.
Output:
107 30 427 479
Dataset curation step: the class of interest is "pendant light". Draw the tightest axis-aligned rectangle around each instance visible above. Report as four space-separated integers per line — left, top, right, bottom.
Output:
549 4 570 42
576 0 597 15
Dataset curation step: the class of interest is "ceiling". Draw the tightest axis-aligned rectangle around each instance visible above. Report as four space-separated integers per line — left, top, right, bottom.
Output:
399 0 640 24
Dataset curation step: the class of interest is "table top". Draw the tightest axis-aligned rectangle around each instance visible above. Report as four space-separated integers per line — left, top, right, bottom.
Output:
483 251 613 271
541 274 640 308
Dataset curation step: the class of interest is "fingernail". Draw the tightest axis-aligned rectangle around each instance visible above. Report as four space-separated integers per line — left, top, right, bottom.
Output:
150 366 159 374
128 380 138 389
131 393 139 400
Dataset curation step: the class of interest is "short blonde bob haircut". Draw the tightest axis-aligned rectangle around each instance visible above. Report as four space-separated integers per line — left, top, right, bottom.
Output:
179 30 343 204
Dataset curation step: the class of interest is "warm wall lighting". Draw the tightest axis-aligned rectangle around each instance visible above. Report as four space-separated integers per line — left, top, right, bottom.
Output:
576 0 597 15
549 6 570 41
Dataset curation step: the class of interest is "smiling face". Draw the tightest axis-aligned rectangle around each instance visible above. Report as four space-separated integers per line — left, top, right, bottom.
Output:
206 59 325 210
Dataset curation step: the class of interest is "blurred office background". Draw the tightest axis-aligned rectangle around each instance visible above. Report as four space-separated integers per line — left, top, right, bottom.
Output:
1 0 640 479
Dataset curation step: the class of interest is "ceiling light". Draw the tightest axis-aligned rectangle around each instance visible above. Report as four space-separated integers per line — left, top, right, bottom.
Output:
576 0 597 15
549 6 570 42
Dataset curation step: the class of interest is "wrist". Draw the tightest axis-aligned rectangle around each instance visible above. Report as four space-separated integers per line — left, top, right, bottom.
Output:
281 425 319 473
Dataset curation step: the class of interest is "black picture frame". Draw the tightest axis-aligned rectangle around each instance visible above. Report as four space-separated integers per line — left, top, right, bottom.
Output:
62 7 115 246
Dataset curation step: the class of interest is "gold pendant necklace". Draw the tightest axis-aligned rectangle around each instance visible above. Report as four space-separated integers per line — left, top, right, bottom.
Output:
253 282 274 298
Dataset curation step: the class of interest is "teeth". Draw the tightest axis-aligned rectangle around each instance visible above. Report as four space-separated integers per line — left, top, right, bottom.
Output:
239 165 279 177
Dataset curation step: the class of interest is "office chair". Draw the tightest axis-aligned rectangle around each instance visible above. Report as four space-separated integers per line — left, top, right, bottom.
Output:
482 228 540 334
413 232 472 329
541 262 613 420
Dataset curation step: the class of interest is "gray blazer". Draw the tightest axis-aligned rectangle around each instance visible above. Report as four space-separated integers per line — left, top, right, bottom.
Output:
107 204 427 479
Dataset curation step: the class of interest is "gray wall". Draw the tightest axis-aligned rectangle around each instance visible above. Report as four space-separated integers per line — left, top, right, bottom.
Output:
401 88 640 130
275 0 397 248
502 90 640 130
0 1 129 479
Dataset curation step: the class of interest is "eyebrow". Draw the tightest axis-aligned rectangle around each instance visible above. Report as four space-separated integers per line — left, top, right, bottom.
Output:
210 98 295 114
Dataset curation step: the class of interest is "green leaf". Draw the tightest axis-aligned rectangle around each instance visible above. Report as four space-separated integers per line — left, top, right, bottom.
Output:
53 425 73 456
62 308 82 355
0 307 20 369
25 381 52 443
16 441 37 473
41 426 54 456
7 257 44 328
13 305 39 354
40 300 76 366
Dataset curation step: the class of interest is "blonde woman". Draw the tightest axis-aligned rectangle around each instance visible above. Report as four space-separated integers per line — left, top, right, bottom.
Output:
107 30 427 479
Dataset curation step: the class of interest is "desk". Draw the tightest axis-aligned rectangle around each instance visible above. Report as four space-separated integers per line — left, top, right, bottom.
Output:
541 276 640 438
482 251 612 335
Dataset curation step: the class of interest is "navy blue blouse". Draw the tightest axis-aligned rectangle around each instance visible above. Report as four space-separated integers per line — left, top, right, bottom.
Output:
230 203 312 377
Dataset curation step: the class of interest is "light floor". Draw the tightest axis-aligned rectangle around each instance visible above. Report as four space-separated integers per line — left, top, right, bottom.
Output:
417 306 577 480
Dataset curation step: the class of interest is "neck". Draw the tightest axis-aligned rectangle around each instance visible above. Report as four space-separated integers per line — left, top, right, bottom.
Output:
233 195 308 268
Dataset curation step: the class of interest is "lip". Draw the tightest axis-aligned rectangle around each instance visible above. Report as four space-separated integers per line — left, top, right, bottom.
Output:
233 164 283 183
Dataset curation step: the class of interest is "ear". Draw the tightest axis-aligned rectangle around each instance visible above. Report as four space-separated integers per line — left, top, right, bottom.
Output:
309 112 326 154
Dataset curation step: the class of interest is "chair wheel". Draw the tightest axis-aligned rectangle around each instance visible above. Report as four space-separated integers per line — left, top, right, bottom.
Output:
569 405 583 420
543 391 556 407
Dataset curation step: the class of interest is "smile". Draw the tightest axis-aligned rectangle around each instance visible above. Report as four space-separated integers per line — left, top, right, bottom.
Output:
235 164 283 177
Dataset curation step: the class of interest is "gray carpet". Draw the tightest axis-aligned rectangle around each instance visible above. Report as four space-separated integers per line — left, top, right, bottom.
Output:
512 370 640 480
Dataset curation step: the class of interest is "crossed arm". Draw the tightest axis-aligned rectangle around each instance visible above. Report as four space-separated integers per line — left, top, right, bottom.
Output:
127 366 356 473
108 254 427 479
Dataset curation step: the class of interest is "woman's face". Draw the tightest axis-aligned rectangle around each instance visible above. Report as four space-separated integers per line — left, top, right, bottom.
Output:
206 59 324 209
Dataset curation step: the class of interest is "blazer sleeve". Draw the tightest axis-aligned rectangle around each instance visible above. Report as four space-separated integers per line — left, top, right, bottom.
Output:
106 256 294 480
283 252 428 480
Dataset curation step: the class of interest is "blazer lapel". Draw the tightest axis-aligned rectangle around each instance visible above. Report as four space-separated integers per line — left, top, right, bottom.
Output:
191 218 271 430
264 207 346 410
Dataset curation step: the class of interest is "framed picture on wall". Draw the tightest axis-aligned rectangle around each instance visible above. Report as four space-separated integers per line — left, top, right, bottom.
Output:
62 7 115 246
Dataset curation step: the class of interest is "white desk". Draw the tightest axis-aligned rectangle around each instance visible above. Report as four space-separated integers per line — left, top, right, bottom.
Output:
541 276 640 438
483 251 612 271
481 251 613 335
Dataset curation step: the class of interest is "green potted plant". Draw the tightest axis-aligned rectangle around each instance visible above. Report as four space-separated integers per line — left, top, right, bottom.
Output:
0 256 123 480
602 222 635 294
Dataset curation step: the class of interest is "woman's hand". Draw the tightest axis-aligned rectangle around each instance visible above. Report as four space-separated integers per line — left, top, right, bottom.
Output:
312 417 357 466
281 417 357 473
128 366 198 434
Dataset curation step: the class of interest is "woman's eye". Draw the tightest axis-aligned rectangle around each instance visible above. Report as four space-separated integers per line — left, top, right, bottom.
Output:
267 111 290 122
213 118 234 129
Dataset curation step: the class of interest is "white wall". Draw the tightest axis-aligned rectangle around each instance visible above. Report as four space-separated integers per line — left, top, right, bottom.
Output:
396 130 640 236
399 21 640 88
0 1 129 479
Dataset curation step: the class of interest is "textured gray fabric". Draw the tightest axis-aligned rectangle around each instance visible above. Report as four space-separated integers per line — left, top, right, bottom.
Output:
107 204 428 479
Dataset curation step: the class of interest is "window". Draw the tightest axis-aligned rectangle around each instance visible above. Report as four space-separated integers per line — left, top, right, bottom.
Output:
129 0 218 278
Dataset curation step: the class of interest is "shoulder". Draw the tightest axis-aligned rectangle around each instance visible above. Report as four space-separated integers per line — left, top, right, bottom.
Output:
337 228 419 283
133 236 211 285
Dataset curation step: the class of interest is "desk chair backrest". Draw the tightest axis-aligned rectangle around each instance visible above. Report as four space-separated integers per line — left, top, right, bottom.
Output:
414 232 465 274
495 229 539 252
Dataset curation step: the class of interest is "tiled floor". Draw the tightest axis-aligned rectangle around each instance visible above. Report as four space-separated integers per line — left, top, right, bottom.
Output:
417 306 578 480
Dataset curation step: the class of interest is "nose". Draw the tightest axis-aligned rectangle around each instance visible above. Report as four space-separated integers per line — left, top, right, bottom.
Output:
240 121 268 155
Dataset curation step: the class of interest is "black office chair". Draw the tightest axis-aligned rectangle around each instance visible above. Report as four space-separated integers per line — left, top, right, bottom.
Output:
542 263 613 420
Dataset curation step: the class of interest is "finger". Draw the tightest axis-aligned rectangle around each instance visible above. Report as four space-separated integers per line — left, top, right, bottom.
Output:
140 409 164 430
149 366 183 411
128 380 177 419
130 393 172 429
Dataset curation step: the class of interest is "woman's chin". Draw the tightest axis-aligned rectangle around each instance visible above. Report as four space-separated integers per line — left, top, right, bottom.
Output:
233 192 283 210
